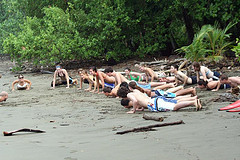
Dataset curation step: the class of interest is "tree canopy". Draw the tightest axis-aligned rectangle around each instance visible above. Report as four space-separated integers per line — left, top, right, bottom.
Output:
1 0 240 65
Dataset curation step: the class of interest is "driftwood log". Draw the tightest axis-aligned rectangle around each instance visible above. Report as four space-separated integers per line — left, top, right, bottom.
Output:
116 120 184 135
3 128 46 136
142 114 164 121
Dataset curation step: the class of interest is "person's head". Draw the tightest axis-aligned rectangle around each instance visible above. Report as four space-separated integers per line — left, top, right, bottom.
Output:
103 87 112 96
192 62 200 71
139 65 146 72
170 65 178 73
128 81 144 93
18 74 24 82
197 79 208 89
78 69 87 76
0 91 8 101
124 67 131 75
117 86 130 98
220 74 229 84
121 99 133 108
104 67 114 76
56 64 62 70
89 66 97 75
120 82 129 89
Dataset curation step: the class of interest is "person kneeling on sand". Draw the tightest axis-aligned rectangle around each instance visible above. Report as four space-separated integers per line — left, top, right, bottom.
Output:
51 64 78 89
0 91 8 102
117 86 201 114
220 75 240 94
78 69 96 91
12 74 32 91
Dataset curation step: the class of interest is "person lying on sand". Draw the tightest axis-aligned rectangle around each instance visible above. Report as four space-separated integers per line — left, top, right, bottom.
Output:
103 84 121 97
220 75 240 93
197 79 231 91
117 86 201 114
170 65 197 86
51 64 78 89
0 91 8 102
78 69 96 91
89 66 115 93
135 64 160 83
192 62 220 82
124 67 142 82
104 67 166 88
128 81 196 98
12 74 32 91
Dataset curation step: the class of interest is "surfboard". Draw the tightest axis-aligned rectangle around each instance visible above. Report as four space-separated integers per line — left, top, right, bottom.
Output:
218 100 240 111
226 108 240 112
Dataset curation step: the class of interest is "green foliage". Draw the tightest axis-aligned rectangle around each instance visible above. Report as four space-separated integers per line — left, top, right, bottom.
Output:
232 38 240 61
176 23 234 62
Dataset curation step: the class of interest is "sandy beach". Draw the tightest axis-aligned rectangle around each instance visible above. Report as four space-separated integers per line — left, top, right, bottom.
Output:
0 59 240 160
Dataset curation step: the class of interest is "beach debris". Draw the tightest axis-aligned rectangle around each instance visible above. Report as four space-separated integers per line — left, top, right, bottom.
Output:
60 123 70 126
142 114 164 121
116 120 184 135
212 93 239 102
3 128 45 136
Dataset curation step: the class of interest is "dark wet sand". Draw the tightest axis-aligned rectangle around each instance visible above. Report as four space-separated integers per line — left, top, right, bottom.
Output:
0 60 240 160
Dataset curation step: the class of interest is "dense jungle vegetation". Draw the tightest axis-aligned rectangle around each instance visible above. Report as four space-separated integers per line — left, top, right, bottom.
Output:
1 0 240 66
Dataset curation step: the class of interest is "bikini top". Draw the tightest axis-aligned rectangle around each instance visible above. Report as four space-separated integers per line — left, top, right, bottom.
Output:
130 73 140 81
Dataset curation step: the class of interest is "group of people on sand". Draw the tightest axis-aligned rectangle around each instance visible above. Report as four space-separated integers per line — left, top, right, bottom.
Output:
1 62 240 114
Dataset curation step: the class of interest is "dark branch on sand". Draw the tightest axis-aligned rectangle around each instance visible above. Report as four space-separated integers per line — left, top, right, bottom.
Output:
116 120 184 135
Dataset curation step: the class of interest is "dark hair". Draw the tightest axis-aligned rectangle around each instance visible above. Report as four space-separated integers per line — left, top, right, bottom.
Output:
89 66 97 72
129 81 145 93
103 87 112 93
104 67 113 73
192 62 200 71
18 74 24 79
220 74 228 81
198 79 208 87
120 82 129 88
125 67 131 72
172 65 179 70
117 86 130 98
121 99 130 106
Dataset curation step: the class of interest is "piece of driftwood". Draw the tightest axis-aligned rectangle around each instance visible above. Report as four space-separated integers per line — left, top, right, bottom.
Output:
3 128 46 136
142 114 164 121
116 120 184 135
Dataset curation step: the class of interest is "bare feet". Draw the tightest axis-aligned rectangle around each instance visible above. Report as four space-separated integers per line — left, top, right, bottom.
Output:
197 99 202 110
194 99 199 111
192 87 197 96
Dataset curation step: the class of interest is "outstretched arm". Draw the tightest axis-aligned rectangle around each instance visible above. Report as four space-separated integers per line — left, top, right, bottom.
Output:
98 72 105 91
24 79 32 90
11 80 18 91
212 81 221 92
63 70 70 88
52 71 57 89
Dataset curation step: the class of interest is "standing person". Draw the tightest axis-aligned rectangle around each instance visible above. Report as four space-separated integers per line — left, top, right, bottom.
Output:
89 66 115 93
12 74 32 91
192 62 220 82
51 64 78 89
170 65 197 86
0 91 8 102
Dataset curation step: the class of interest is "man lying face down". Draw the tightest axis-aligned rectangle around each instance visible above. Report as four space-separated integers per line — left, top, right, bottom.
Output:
117 85 202 114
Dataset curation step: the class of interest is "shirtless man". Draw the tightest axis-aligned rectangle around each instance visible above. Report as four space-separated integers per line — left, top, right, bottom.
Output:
117 86 201 114
138 65 158 83
170 65 197 86
192 62 220 82
89 66 115 93
12 74 32 91
103 84 121 97
104 67 166 89
220 75 240 93
0 91 8 102
197 79 231 91
51 65 78 89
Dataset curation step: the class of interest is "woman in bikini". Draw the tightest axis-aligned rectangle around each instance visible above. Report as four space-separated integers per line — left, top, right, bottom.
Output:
124 67 142 82
78 69 96 91
192 62 220 82
12 74 32 91
51 65 77 89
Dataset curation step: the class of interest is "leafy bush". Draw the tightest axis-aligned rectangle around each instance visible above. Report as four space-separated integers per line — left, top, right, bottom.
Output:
232 38 240 61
